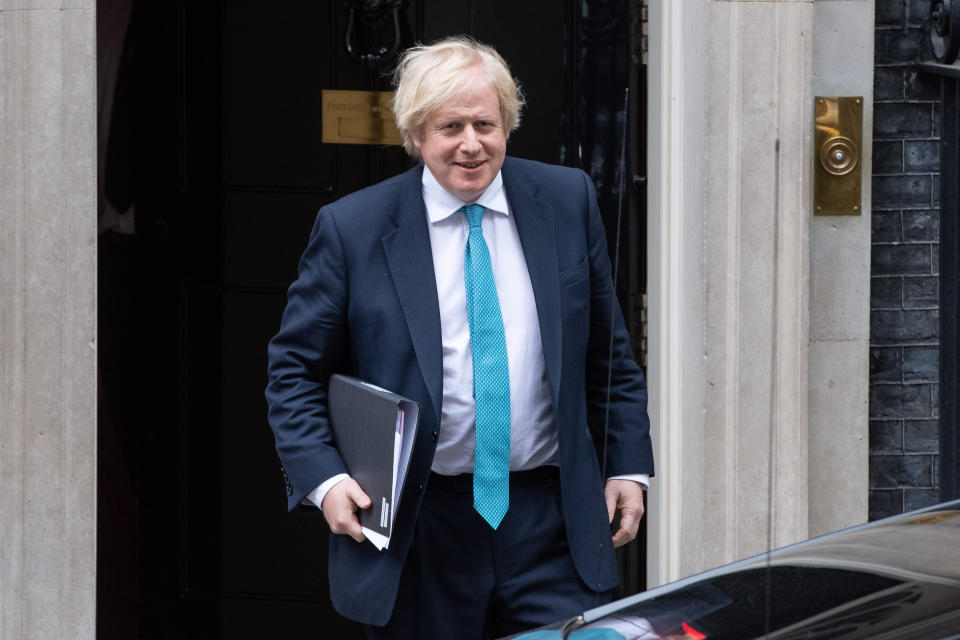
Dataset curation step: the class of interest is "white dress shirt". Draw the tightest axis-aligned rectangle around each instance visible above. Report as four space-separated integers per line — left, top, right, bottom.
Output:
422 166 563 474
308 165 646 509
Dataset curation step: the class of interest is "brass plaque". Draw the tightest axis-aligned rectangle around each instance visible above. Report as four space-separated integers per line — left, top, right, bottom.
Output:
814 96 863 215
322 90 402 146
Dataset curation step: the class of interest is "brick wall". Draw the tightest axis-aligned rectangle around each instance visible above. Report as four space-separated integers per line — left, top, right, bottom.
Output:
870 0 941 519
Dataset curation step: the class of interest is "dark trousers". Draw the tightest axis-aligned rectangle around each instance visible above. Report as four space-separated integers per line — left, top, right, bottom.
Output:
365 467 612 640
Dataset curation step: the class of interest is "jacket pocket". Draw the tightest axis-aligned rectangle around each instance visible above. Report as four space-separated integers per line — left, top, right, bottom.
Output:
558 256 588 289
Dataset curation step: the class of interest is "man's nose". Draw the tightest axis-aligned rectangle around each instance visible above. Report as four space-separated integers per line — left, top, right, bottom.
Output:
459 126 481 153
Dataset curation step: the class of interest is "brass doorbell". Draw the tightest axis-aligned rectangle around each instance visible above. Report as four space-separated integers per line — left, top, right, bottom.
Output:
814 97 863 215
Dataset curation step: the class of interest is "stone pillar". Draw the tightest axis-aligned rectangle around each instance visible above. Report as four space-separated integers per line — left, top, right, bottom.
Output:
808 0 872 537
647 0 815 584
0 3 97 638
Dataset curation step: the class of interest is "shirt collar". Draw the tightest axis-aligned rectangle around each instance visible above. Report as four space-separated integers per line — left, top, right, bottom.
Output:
421 164 510 224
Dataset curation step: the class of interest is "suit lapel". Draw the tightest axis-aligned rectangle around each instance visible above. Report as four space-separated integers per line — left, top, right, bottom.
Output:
381 166 444 427
502 159 562 410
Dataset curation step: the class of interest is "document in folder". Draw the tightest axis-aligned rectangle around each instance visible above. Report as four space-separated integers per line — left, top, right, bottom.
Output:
327 374 421 550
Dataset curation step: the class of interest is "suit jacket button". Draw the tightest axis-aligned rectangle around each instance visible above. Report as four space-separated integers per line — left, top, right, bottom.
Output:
431 430 438 442
281 466 293 496
417 482 424 494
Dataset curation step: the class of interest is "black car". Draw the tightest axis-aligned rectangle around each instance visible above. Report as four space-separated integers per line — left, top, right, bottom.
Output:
505 499 960 639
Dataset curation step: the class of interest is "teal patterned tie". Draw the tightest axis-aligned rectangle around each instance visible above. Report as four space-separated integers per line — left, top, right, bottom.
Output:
461 204 511 529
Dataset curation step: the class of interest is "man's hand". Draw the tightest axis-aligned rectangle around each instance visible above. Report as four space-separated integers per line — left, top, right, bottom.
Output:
321 478 371 543
604 479 646 548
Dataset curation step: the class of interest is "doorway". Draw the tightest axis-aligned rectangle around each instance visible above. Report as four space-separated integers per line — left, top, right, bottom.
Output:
97 1 647 636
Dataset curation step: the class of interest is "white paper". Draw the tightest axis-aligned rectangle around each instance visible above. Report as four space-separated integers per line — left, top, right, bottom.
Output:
362 527 389 551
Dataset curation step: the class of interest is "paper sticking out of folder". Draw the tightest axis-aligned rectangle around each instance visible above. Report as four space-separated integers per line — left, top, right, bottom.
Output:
327 375 421 550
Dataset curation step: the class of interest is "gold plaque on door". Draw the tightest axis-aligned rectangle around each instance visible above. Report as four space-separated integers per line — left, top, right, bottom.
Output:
322 90 402 146
814 97 863 215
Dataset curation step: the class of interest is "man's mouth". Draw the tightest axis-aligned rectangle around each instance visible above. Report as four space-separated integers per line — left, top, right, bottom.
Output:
456 160 485 169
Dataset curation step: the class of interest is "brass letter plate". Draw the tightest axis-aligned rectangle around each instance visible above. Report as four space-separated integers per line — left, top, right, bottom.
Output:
322 90 402 146
814 96 863 215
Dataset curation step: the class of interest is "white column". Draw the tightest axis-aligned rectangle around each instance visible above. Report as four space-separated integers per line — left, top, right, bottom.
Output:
807 0 873 537
647 0 814 585
0 2 97 638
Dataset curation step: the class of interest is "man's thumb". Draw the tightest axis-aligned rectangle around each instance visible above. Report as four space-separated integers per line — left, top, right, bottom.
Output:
350 484 372 509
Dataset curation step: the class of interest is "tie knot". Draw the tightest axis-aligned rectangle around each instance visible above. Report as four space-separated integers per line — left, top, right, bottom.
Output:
460 204 485 229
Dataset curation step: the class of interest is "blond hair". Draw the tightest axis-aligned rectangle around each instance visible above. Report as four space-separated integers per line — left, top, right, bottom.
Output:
392 36 524 157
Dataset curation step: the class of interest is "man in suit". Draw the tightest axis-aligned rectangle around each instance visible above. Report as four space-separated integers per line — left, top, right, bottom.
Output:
266 36 654 639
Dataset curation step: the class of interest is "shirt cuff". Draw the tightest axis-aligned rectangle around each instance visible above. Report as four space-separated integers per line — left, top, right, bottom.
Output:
608 473 649 489
306 473 351 509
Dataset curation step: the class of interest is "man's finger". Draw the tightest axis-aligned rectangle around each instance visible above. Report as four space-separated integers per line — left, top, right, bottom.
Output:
346 483 372 510
612 504 643 548
326 505 365 542
611 527 630 548
604 485 618 523
342 483 372 542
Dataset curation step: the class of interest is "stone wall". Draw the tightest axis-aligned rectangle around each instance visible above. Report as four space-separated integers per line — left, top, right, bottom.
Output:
870 0 942 519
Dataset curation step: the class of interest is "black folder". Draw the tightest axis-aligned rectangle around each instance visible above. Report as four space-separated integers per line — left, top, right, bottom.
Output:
327 374 420 550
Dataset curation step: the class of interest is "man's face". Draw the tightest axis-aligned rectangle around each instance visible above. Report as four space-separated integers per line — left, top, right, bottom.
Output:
413 66 508 202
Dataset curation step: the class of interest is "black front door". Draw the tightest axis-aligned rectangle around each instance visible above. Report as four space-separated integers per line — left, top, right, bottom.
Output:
97 2 645 637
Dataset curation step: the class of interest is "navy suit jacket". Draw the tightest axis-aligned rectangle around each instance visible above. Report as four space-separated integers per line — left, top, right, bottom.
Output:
266 156 654 626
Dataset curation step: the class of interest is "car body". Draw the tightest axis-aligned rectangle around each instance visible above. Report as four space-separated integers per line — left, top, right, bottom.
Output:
504 499 960 639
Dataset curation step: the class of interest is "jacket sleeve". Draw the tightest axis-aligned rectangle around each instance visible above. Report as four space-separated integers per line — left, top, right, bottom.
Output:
580 170 655 479
265 207 351 510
